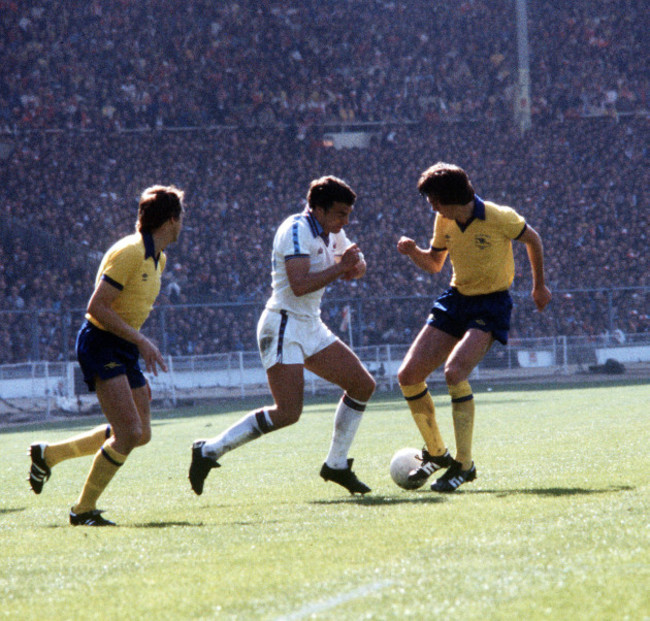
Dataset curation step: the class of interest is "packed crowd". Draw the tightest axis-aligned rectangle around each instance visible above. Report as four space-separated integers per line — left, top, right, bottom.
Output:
1 114 647 363
1 0 646 132
1 0 647 363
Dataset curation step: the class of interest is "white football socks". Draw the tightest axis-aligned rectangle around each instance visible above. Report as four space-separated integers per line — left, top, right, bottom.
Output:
203 409 274 461
325 394 367 470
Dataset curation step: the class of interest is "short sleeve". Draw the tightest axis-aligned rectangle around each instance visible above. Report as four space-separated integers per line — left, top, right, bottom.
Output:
278 218 312 260
496 206 527 239
100 243 141 288
431 213 447 250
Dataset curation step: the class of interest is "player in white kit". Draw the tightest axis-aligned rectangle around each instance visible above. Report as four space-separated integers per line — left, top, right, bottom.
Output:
189 176 375 495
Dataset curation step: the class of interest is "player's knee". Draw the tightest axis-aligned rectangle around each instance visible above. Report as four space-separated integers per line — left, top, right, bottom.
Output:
358 373 376 402
273 404 302 428
397 364 419 387
444 362 468 387
136 426 152 447
116 423 144 451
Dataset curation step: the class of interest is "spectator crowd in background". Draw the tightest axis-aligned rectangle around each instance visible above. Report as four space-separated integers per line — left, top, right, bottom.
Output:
0 0 647 363
1 0 645 130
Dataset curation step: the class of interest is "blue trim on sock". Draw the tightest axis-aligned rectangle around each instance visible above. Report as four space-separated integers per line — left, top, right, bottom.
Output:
100 447 123 467
404 388 428 401
342 393 366 412
451 394 474 403
255 409 273 434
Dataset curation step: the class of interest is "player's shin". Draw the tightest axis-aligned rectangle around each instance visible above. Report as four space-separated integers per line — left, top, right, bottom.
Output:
72 442 126 514
448 381 475 469
45 425 112 467
400 381 446 456
202 409 275 461
324 393 366 469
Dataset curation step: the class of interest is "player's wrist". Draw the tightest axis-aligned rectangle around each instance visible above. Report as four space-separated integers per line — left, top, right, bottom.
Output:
134 333 149 348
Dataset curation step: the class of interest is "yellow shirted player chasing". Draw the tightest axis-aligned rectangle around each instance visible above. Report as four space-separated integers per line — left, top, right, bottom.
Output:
28 185 184 525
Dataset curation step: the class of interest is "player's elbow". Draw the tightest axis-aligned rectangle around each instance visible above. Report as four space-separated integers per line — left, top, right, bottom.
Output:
86 298 107 322
424 250 446 274
289 283 309 297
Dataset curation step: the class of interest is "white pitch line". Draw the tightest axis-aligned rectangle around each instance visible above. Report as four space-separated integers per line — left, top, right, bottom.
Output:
275 579 394 621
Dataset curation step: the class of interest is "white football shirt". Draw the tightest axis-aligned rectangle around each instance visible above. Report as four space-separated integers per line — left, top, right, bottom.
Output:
265 208 353 318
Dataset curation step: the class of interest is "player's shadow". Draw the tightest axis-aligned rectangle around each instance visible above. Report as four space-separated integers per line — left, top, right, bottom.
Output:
467 484 633 497
0 507 26 516
130 521 203 528
41 520 204 529
311 494 446 507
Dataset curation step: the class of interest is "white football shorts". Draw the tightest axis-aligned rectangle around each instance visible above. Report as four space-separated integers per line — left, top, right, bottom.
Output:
257 308 338 370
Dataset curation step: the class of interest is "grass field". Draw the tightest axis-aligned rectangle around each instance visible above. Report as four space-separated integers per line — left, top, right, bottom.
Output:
1 381 648 620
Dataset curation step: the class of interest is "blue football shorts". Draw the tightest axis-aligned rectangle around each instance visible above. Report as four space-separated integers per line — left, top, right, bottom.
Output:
76 320 147 392
427 287 513 345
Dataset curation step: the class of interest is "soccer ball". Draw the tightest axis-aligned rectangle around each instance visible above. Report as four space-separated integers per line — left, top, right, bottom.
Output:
390 447 425 490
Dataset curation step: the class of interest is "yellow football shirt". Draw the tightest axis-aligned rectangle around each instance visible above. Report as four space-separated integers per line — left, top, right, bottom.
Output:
431 196 526 296
86 232 166 331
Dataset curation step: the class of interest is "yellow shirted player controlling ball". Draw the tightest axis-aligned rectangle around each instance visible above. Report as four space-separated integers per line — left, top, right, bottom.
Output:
397 162 551 492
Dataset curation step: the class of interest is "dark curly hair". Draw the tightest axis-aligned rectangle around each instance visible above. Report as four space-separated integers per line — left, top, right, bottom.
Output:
137 185 185 233
417 162 474 205
307 176 356 211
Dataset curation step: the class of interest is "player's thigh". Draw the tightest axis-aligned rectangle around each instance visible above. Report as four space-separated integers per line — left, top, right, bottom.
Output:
304 339 375 401
95 375 142 453
445 328 494 385
266 362 305 426
398 325 458 385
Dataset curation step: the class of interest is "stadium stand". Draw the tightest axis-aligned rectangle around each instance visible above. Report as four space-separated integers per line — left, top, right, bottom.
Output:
0 0 647 363
1 1 645 130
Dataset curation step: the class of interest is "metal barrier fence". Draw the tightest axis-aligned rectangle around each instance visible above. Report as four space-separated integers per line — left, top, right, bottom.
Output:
2 287 648 365
1 333 648 422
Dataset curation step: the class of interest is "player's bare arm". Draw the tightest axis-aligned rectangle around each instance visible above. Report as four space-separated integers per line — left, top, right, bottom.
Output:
397 236 447 273
286 244 361 296
517 225 552 311
87 280 167 374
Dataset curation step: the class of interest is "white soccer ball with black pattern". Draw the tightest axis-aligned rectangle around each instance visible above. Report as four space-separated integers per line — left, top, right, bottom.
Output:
389 447 426 490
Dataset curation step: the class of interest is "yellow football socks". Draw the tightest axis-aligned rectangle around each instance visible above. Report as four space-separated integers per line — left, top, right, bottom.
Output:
400 381 446 456
72 442 126 514
44 425 112 468
448 381 475 470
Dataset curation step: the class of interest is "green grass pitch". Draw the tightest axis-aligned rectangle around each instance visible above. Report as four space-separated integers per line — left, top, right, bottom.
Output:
1 381 648 620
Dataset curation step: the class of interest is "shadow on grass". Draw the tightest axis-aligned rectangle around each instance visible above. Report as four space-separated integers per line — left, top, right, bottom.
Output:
131 521 203 528
311 494 446 506
0 507 26 516
132 518 283 528
40 521 205 529
468 484 634 497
